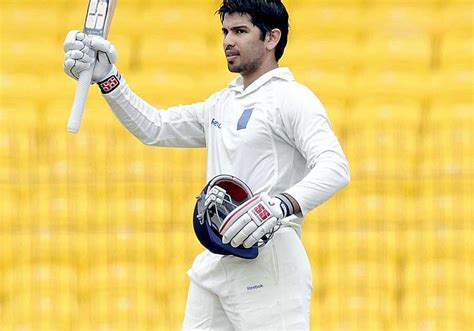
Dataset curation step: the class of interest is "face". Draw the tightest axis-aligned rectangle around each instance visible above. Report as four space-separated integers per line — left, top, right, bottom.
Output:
221 13 266 76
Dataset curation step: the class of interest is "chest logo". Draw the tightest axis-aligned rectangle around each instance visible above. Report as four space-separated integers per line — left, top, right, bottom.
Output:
211 118 222 129
237 108 254 131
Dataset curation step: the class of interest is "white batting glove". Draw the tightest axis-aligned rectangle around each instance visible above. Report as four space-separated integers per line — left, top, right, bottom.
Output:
63 30 117 83
204 186 227 209
220 193 294 249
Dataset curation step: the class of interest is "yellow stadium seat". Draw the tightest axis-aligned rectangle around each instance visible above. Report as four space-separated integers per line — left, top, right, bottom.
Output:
348 99 422 132
340 193 418 227
361 5 437 37
0 72 71 105
0 103 39 171
292 67 352 102
319 259 398 296
0 4 63 39
108 3 218 39
439 3 474 35
0 101 39 127
403 260 473 294
290 5 364 38
125 69 202 105
192 68 240 98
77 230 169 267
352 69 430 102
346 130 418 180
0 187 17 229
0 185 36 231
419 178 473 199
428 100 473 127
1 292 78 330
401 290 472 328
284 36 358 71
81 262 160 295
316 292 396 331
312 229 399 262
2 263 78 297
301 0 366 3
440 34 474 70
0 229 79 267
356 35 432 71
138 36 216 71
420 103 473 178
79 290 161 329
167 230 203 265
44 98 122 132
413 194 473 226
345 100 421 179
430 67 473 102
398 317 471 331
1 38 63 74
419 132 473 178
401 227 474 261
313 98 348 137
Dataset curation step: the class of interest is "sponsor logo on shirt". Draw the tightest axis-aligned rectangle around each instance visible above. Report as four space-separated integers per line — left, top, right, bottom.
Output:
237 108 254 130
247 284 264 291
211 118 222 129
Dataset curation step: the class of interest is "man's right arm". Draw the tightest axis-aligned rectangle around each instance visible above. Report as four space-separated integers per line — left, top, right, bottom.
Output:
63 31 206 148
103 77 206 147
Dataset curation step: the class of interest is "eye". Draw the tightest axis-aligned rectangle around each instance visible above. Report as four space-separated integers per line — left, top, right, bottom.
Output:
236 29 246 34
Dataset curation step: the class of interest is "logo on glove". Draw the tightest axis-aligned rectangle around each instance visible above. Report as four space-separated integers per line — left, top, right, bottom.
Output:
253 204 271 222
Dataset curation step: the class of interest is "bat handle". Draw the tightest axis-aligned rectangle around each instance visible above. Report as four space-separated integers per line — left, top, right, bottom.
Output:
67 54 97 133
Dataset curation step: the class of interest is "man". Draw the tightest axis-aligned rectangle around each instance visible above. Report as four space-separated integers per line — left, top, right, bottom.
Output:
63 0 350 329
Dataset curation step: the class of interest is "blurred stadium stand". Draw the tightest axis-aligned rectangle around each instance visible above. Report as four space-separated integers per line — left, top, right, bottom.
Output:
0 0 473 330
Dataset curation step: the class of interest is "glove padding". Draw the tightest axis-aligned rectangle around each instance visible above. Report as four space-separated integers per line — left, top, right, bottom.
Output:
204 185 227 209
63 30 117 83
220 194 286 249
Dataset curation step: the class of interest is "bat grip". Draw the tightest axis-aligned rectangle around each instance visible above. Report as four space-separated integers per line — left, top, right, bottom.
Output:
67 55 97 133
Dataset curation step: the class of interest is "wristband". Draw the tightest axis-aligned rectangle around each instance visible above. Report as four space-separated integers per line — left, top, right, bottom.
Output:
98 72 121 94
274 193 295 217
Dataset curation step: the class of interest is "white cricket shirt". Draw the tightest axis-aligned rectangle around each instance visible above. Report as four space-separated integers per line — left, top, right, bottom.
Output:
104 67 350 224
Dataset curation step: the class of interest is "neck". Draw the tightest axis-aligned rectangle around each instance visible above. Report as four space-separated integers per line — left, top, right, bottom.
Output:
242 62 279 90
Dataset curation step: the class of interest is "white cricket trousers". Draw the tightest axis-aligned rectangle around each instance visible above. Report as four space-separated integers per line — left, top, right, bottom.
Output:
182 227 312 330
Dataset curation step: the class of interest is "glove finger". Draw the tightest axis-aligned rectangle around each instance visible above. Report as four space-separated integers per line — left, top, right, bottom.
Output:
219 195 261 234
97 50 116 65
87 36 116 62
221 213 251 245
231 222 258 248
64 58 90 79
63 30 86 51
243 217 277 248
65 49 94 63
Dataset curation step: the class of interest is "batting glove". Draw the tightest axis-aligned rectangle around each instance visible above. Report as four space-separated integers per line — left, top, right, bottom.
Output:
63 30 117 83
220 193 294 249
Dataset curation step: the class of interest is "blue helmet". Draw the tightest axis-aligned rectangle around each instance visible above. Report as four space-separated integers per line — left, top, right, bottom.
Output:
193 174 258 259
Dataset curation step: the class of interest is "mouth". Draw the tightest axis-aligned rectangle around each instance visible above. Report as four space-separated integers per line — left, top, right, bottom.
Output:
225 50 239 61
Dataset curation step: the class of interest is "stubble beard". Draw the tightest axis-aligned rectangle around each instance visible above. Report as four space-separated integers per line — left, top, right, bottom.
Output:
227 56 263 77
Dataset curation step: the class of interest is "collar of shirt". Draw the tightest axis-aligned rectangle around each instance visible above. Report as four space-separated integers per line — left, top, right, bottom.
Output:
228 67 294 97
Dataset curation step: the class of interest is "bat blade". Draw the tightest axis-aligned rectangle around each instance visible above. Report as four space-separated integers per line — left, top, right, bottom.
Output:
67 0 117 133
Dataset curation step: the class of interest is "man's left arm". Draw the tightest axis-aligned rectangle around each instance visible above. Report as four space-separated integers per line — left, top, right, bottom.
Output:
219 86 349 248
282 85 350 216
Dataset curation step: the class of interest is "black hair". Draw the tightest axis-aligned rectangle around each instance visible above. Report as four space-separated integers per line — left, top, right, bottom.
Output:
217 0 289 61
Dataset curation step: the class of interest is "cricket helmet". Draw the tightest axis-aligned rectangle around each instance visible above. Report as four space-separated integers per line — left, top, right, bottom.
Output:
193 174 258 259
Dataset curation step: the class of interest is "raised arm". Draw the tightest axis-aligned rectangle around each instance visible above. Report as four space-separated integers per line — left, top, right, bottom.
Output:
63 31 206 147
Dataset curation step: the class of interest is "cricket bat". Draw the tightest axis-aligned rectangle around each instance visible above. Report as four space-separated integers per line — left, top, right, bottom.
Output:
67 0 118 133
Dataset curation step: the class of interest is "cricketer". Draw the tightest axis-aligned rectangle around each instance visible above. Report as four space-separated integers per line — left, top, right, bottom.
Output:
63 0 350 329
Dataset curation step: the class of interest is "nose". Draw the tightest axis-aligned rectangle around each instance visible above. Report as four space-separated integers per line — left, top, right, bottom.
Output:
223 33 235 49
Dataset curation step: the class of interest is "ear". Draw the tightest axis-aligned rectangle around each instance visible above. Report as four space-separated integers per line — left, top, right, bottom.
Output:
265 28 282 52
